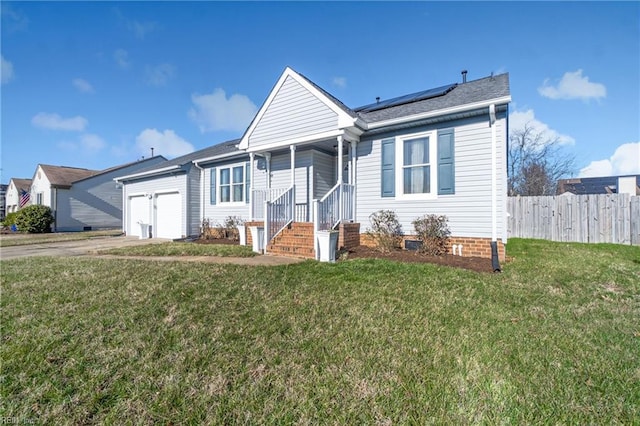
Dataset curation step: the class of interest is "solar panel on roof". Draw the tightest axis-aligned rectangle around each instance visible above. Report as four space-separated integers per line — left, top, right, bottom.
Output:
354 83 458 113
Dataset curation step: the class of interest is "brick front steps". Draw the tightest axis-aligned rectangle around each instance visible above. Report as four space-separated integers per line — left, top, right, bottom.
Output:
267 222 316 259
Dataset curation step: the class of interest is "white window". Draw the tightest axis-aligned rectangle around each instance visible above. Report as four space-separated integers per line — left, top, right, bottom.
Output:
396 130 437 199
218 165 246 204
36 192 44 205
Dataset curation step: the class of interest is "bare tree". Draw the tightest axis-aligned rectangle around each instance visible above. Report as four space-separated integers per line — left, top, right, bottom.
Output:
508 123 575 196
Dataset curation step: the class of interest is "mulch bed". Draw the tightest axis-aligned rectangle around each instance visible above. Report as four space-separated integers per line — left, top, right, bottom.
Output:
343 245 497 273
192 238 496 273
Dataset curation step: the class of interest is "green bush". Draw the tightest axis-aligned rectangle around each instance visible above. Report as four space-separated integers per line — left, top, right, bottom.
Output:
1 212 19 227
14 205 55 233
412 214 451 255
367 209 403 252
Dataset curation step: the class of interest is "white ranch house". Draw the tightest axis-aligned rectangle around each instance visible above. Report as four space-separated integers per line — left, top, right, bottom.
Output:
116 67 511 260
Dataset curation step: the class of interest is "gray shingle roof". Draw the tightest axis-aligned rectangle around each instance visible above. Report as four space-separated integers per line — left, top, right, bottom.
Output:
12 178 32 192
39 165 99 188
356 73 510 123
122 139 242 177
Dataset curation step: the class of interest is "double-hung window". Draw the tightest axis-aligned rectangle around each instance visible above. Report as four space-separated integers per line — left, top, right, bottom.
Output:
403 137 431 194
219 166 245 203
381 129 454 198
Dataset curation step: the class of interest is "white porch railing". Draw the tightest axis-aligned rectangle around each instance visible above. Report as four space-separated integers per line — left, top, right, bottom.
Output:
252 188 286 220
265 186 294 244
316 183 355 231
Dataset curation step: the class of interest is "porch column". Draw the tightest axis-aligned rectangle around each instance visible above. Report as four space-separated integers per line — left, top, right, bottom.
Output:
290 145 296 222
337 135 344 185
265 153 272 190
351 140 357 222
337 135 343 222
249 152 255 220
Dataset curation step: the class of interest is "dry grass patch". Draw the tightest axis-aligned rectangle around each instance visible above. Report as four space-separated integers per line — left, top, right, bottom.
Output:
1 239 639 423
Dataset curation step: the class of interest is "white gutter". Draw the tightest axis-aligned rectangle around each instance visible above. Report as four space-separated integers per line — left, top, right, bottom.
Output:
114 165 181 182
192 150 246 165
489 103 497 242
365 96 511 130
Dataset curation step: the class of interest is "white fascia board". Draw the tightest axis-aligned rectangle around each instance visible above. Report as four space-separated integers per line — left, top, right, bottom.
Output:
244 129 345 153
113 165 181 182
365 96 512 130
192 151 247 165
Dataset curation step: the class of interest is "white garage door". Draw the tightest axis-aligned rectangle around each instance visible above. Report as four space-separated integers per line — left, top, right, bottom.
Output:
128 195 149 237
155 192 182 239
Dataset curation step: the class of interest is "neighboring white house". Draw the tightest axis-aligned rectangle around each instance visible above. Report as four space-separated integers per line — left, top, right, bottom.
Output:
117 67 511 259
5 178 32 214
29 157 166 231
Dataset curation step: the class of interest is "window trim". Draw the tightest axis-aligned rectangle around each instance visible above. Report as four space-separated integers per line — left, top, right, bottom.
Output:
215 163 248 206
395 130 438 200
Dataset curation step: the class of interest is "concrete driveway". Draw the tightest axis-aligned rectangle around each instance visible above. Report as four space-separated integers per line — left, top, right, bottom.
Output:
0 236 169 260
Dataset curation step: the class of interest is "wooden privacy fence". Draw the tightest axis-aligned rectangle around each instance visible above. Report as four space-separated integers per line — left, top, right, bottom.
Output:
508 194 640 245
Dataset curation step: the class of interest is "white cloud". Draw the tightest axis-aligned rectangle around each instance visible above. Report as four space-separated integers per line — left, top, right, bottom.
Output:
145 63 175 86
57 134 106 153
114 9 157 39
31 113 88 132
538 69 606 101
114 49 130 69
189 89 257 133
580 142 640 177
80 133 105 151
129 20 157 39
72 78 94 94
135 128 194 158
1 4 29 32
1 55 14 84
509 109 575 145
332 77 347 88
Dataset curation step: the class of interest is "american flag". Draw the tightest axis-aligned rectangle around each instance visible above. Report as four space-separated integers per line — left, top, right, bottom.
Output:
19 190 30 208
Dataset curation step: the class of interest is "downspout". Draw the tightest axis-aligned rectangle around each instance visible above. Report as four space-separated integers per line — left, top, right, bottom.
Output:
489 104 501 272
193 162 205 232
489 104 497 242
53 187 57 232
121 181 126 234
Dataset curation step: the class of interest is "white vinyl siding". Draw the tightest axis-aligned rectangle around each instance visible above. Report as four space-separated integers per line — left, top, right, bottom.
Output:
249 76 338 148
202 164 251 227
312 150 336 199
123 173 187 237
356 113 508 240
54 157 166 232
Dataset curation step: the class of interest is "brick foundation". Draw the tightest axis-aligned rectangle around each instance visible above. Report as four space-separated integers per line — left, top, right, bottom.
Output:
360 233 505 261
338 223 360 250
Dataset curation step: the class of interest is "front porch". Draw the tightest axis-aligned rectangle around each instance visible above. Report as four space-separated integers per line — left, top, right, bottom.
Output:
245 134 360 259
244 220 361 259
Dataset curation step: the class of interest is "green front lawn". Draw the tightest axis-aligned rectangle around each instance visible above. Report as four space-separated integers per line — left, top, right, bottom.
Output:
1 239 638 423
101 242 256 257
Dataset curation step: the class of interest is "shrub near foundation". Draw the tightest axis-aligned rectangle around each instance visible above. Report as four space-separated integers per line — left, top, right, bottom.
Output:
367 209 403 252
412 214 451 255
14 205 54 233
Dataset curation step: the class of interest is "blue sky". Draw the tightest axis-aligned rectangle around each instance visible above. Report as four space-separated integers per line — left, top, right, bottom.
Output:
2 1 639 184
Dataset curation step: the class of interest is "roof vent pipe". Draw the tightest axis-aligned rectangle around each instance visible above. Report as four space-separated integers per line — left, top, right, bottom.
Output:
461 70 468 83
376 96 380 104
